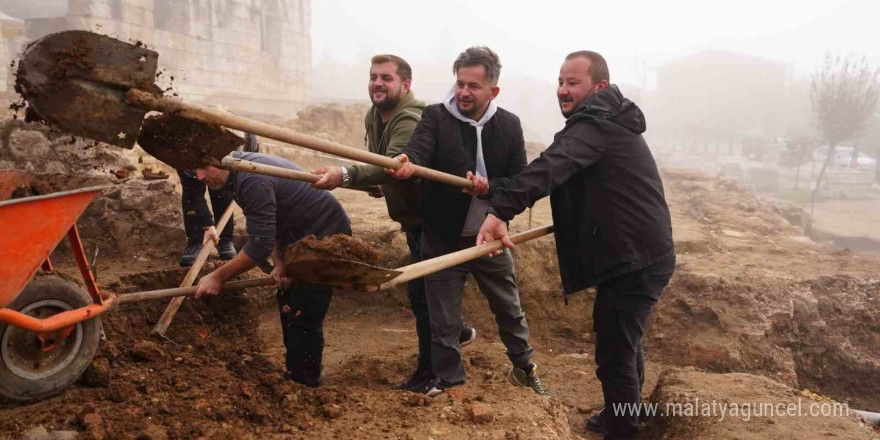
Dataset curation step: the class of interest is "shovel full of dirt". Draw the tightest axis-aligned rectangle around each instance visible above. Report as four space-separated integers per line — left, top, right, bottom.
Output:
283 225 554 291
16 30 474 190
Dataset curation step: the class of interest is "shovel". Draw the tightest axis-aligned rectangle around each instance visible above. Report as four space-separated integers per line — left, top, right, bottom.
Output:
17 30 473 189
123 225 553 297
137 113 381 195
285 224 554 291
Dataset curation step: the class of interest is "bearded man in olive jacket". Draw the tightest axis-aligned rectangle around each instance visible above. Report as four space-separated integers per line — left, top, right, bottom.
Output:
311 54 475 392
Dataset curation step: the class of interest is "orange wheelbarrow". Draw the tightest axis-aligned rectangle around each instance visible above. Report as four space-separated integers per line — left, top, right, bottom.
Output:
0 177 273 401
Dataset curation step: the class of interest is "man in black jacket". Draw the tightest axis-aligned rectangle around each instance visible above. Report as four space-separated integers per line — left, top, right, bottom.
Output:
477 51 675 440
388 46 548 397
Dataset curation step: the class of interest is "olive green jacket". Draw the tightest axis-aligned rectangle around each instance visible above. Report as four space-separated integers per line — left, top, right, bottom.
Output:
346 91 425 229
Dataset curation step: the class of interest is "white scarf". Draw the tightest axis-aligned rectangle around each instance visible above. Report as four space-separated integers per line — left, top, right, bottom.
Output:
443 86 498 236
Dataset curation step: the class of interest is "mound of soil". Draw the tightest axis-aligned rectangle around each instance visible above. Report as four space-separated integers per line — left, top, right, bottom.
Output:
283 234 380 267
641 368 875 439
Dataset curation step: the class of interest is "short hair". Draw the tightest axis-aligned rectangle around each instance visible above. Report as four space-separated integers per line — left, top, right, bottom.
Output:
565 51 610 84
371 54 412 82
453 46 502 86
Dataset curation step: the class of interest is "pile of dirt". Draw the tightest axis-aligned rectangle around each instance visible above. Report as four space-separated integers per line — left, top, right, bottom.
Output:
137 113 243 170
641 368 875 439
284 234 381 267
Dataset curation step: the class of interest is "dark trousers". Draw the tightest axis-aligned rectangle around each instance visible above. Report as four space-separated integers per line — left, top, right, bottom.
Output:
277 283 333 387
405 228 433 373
178 170 234 244
422 234 532 384
406 228 473 375
594 255 675 440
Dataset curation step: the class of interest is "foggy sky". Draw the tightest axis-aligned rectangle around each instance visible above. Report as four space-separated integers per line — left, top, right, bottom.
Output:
312 0 879 141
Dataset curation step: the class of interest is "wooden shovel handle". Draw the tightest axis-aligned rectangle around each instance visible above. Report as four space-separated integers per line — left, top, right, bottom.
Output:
379 224 554 290
220 156 381 195
127 89 473 189
120 277 276 304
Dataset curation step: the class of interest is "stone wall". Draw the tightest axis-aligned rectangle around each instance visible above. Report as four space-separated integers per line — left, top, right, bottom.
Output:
0 16 26 92
23 0 310 116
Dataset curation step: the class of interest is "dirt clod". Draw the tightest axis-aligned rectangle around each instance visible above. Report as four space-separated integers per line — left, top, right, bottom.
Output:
471 402 495 424
283 234 380 267
130 340 166 362
137 113 243 170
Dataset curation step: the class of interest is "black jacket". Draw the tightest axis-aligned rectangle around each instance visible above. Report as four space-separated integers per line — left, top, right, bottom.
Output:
489 85 674 293
401 103 526 245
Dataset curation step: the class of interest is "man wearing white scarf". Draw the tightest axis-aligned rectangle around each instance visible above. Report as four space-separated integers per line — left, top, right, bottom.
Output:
388 46 549 397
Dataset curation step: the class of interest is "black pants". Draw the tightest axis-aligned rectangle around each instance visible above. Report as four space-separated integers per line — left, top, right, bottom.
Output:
406 227 474 375
405 227 433 373
594 255 675 440
178 170 234 244
277 283 333 387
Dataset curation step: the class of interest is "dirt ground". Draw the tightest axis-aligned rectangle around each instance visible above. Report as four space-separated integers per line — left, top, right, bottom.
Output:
1 106 879 439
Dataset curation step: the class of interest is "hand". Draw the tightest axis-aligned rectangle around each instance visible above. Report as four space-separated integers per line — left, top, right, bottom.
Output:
311 167 343 190
271 261 291 287
385 154 415 179
194 272 223 299
463 171 489 196
476 214 514 257
365 186 384 198
203 226 219 246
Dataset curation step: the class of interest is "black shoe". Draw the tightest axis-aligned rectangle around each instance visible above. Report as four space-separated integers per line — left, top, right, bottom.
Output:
179 242 202 267
396 368 434 392
218 240 237 260
415 377 458 397
459 326 477 348
585 405 606 434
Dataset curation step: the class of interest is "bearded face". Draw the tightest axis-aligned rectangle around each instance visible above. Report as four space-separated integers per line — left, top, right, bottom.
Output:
369 62 406 111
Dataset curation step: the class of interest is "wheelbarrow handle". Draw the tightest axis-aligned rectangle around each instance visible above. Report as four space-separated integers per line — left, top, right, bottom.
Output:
126 89 474 190
220 156 381 195
117 277 276 304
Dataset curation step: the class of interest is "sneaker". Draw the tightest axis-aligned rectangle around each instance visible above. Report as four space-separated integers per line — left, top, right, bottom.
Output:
218 240 237 260
179 242 202 267
585 405 606 434
509 363 551 396
459 326 477 348
415 376 458 397
396 368 434 392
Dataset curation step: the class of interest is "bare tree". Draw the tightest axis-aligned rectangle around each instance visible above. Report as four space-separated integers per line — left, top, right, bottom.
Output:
810 53 880 191
783 130 818 190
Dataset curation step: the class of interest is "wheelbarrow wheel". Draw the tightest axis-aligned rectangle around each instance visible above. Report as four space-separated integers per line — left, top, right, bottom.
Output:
0 275 102 402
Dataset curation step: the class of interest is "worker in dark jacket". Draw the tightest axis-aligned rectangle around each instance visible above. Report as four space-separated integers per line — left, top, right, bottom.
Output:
477 51 675 440
310 54 475 392
388 46 548 397
193 151 351 387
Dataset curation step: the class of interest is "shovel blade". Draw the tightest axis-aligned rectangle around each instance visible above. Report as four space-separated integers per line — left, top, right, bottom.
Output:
284 259 402 290
15 30 159 148
138 113 244 170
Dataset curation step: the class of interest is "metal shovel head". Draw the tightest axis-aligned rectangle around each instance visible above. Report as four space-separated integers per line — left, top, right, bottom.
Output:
138 113 244 170
284 258 402 290
15 30 160 149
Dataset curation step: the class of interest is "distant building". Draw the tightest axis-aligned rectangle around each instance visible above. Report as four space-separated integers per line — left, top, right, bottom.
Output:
6 0 311 115
655 50 792 153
